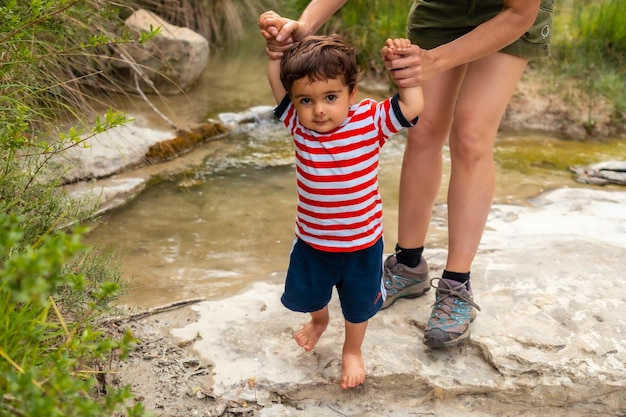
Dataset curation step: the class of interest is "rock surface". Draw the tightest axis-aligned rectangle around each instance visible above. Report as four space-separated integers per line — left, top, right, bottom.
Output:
115 9 209 94
54 123 173 184
120 187 626 417
61 106 272 214
570 160 626 185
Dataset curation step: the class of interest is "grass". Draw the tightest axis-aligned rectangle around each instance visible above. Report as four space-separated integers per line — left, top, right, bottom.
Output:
548 0 626 124
289 0 407 77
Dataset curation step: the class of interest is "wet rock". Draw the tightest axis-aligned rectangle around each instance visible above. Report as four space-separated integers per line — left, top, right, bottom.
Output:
218 106 275 132
570 160 626 185
115 9 209 94
54 123 172 183
58 120 229 214
65 177 146 215
144 122 228 163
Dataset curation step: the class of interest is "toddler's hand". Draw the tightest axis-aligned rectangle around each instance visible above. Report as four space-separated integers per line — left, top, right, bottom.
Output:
382 38 411 61
259 11 284 40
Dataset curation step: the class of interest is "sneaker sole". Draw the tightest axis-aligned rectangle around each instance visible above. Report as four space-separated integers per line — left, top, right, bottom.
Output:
380 284 430 310
423 312 476 348
424 328 470 348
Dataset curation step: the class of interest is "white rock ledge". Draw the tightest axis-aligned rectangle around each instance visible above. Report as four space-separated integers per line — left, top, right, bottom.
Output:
169 187 626 416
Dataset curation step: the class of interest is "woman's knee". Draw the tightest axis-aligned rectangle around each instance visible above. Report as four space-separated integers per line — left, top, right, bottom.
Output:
407 117 449 149
448 117 497 162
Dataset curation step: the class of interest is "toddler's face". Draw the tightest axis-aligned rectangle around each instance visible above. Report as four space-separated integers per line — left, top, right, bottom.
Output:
290 77 356 133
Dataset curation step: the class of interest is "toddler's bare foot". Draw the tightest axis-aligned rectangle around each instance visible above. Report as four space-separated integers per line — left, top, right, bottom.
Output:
294 320 327 351
340 352 365 389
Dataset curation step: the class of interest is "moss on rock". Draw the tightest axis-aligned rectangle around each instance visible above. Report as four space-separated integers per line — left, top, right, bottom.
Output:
144 121 228 164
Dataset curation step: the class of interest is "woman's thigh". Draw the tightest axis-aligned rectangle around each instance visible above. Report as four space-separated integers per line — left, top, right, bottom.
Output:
452 51 529 144
408 64 467 146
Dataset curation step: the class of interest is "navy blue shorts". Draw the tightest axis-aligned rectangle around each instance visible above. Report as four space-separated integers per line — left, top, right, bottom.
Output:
281 237 385 323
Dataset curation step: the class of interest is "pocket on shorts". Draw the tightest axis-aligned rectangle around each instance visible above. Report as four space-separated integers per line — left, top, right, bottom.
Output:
527 0 554 48
503 0 554 58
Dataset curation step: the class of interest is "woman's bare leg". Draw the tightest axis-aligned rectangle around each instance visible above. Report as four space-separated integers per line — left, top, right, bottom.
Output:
445 52 529 272
340 320 368 389
422 53 529 347
397 66 466 249
294 306 329 351
397 52 529 273
398 52 530 347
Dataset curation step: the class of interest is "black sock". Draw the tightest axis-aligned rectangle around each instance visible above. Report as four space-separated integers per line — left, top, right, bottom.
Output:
442 270 470 287
394 244 424 268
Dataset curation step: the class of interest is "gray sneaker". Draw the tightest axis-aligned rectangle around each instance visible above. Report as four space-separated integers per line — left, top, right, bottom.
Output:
423 278 481 348
381 253 430 310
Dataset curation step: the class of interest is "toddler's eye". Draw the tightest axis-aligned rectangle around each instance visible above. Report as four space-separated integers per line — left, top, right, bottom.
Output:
299 98 312 105
327 95 337 102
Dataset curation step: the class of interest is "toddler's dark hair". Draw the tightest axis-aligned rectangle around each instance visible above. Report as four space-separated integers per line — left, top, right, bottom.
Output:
280 34 359 96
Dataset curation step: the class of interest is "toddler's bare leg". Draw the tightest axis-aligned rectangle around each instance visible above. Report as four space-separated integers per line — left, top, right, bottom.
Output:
294 306 329 351
340 320 368 389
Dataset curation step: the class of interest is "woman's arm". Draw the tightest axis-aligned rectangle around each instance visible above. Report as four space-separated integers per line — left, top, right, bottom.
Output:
259 0 347 58
388 0 541 86
288 0 347 40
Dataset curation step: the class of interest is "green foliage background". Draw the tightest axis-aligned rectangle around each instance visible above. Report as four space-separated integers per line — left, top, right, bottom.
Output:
550 0 625 126
0 1 276 415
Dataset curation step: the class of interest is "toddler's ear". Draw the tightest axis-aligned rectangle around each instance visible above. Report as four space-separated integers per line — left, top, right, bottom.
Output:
349 85 358 105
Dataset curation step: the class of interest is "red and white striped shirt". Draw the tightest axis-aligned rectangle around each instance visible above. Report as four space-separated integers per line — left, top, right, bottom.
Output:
274 94 415 252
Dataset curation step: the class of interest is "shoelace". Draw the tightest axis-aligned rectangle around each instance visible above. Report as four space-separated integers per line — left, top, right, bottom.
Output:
383 250 401 275
430 278 481 311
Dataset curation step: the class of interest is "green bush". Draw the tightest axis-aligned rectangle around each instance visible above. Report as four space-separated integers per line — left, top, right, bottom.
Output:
0 1 157 415
130 0 279 45
0 211 143 417
570 0 625 60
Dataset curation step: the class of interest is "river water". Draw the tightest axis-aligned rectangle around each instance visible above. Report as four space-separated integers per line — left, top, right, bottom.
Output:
85 36 625 308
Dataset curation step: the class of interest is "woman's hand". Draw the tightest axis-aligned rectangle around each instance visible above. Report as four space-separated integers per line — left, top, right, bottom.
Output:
259 10 297 59
384 44 430 88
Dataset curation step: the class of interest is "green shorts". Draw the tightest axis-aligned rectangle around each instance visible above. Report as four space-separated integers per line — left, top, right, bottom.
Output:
407 0 553 58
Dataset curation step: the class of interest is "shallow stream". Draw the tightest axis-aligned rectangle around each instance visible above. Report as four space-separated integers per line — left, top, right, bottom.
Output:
85 37 625 308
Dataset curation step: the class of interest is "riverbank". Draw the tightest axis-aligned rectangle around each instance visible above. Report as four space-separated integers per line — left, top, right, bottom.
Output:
502 67 623 139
